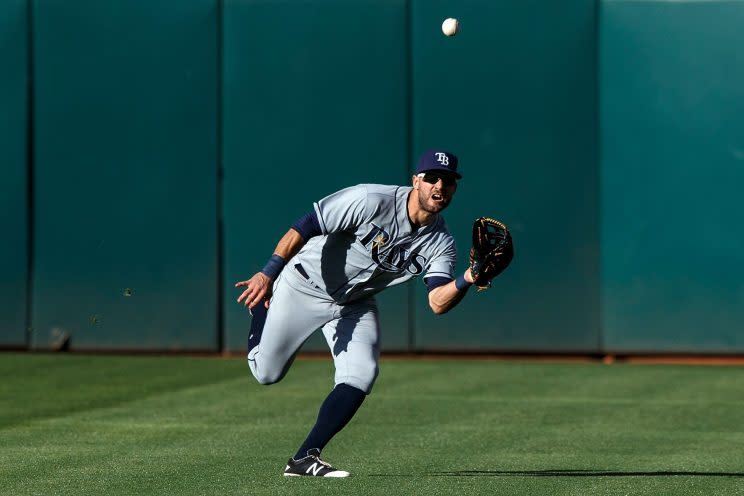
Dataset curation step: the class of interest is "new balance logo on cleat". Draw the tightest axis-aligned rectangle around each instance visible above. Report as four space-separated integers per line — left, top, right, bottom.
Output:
283 449 350 478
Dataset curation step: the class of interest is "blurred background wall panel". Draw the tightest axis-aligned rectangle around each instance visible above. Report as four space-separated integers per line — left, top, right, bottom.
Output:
0 0 29 347
30 0 219 350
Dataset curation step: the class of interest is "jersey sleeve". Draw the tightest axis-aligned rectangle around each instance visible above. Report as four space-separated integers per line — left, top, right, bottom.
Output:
291 211 322 240
313 185 368 234
424 240 457 281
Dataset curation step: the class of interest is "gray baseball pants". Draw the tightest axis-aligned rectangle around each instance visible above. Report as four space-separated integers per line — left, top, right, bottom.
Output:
247 264 380 394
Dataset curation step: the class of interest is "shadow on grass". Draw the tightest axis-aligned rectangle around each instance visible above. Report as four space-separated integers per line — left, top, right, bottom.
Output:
428 470 744 478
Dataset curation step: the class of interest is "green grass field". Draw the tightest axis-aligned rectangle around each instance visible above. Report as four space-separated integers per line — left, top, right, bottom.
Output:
1 353 743 495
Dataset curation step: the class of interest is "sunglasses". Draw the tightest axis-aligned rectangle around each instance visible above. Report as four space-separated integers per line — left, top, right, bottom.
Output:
418 172 458 187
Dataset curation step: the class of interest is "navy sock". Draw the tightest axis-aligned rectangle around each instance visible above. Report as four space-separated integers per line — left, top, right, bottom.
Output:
293 383 366 460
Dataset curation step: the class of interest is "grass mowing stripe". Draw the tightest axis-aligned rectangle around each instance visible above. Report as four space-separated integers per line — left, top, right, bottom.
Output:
1 355 743 496
0 354 245 429
373 392 744 406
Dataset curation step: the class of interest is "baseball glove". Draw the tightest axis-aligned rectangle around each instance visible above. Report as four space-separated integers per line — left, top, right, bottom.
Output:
469 217 513 290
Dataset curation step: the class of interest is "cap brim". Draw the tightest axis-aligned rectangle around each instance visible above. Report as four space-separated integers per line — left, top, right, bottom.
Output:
419 169 462 179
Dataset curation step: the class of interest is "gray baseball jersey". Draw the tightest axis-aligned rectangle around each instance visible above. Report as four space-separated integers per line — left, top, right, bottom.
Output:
293 184 457 303
247 183 457 394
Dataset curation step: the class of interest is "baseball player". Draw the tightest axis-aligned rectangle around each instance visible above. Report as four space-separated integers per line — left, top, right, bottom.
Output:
235 150 476 477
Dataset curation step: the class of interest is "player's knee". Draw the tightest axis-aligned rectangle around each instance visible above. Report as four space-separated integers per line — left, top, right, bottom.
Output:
252 373 279 386
337 365 379 394
256 375 279 386
252 368 286 386
247 356 285 386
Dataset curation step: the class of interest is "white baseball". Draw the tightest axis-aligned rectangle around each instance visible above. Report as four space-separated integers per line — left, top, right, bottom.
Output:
442 18 459 37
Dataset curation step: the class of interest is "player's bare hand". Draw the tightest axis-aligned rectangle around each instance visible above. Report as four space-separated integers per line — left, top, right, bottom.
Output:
235 272 273 310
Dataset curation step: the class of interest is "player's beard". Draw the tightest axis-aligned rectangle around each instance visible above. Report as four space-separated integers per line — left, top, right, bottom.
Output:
418 188 450 213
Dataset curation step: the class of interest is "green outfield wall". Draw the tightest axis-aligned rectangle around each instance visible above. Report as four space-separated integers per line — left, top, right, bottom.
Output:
1 0 742 354
30 0 218 350
0 0 28 347
600 0 744 353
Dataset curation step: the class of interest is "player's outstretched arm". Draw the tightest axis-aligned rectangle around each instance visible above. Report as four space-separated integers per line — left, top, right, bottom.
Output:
235 229 306 310
427 269 475 315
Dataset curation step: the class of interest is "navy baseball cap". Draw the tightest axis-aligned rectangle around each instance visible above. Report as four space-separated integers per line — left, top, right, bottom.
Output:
415 149 461 179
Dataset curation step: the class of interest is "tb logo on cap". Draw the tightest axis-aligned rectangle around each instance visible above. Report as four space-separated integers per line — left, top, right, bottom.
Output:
435 152 450 166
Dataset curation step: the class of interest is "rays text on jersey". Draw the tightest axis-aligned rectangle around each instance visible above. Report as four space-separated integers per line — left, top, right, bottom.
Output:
360 224 427 275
